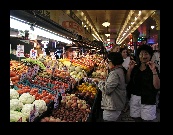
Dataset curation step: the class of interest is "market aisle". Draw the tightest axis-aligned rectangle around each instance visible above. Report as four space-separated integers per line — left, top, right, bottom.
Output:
96 108 160 122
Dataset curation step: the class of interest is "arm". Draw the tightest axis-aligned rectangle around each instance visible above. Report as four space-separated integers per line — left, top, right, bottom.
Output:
126 60 136 83
126 68 133 84
152 68 160 89
147 61 160 89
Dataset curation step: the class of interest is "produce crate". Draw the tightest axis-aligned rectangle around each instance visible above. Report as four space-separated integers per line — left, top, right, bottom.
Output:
71 79 100 122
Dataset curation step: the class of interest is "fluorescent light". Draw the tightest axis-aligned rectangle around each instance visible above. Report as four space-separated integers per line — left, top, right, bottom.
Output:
10 16 72 44
10 35 17 37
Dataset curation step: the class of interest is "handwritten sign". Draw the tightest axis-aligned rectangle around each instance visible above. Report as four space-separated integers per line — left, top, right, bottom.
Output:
20 73 27 81
16 45 24 57
30 49 37 59
17 117 22 122
51 62 57 76
54 90 59 109
29 105 36 122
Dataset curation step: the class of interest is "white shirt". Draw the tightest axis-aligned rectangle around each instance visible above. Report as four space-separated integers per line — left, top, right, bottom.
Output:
122 56 130 70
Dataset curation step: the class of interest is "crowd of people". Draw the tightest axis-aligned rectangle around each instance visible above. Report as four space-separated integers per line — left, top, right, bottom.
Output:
96 44 160 122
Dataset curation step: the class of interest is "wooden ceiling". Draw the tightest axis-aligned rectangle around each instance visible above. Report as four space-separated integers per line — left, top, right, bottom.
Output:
73 10 159 44
82 10 129 41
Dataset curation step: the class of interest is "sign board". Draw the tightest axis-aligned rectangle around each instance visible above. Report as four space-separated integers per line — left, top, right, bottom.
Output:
30 49 37 59
29 105 36 122
16 45 24 57
54 90 59 109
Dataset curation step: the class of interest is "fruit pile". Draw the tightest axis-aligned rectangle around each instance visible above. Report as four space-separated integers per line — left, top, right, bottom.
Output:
76 82 97 96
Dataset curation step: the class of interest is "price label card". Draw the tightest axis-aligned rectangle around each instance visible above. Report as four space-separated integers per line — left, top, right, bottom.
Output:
20 73 27 81
33 65 39 74
29 105 36 122
16 45 24 57
51 62 57 76
54 90 59 109
30 49 37 59
17 117 22 122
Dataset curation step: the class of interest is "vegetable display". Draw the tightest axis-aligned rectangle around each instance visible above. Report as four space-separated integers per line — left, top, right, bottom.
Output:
10 89 19 99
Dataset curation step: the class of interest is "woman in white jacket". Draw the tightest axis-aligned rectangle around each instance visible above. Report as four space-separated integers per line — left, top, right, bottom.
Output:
98 52 126 122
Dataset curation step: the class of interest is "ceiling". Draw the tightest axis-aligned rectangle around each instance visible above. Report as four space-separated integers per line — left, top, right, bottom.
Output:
73 10 159 44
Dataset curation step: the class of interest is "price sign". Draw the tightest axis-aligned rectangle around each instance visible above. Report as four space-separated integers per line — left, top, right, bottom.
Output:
17 117 22 122
30 49 37 59
20 73 27 81
16 45 24 57
54 90 59 109
29 105 36 122
51 62 57 76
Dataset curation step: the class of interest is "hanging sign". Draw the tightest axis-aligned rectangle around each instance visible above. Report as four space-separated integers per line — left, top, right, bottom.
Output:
41 41 49 48
16 45 24 57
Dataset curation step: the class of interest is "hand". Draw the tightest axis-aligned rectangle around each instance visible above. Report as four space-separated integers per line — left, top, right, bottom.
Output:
146 61 156 72
128 60 136 70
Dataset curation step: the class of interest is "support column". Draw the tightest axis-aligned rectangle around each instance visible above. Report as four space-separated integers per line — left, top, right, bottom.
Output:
132 30 140 60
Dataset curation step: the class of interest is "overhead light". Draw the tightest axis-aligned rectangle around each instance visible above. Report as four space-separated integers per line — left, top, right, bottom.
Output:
107 39 110 41
102 21 110 27
151 26 155 29
105 34 110 37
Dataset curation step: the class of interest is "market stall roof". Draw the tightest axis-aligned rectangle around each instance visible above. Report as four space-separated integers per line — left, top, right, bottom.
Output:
10 10 76 39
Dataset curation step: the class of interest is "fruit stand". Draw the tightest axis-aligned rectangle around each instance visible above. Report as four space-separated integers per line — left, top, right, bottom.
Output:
10 54 106 122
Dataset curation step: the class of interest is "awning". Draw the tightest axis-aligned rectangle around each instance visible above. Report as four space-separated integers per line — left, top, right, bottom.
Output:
10 10 76 39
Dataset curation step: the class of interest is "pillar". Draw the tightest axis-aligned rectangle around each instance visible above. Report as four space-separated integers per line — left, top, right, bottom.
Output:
132 30 140 59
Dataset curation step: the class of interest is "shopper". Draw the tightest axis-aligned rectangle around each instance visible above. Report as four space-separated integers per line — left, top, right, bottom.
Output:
120 48 131 70
98 52 126 122
119 47 131 113
126 45 160 122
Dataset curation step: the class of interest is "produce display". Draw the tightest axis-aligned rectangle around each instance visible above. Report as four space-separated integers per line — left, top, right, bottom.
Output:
10 60 28 85
10 88 39 122
40 93 91 122
10 53 107 122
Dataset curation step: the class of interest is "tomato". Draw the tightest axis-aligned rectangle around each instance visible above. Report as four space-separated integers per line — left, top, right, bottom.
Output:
36 93 41 97
39 95 43 99
42 90 46 93
10 71 16 77
42 93 47 97
47 94 52 99
36 97 40 100
11 76 17 82
45 99 50 104
29 92 35 96
15 75 20 80
51 96 55 100
42 97 47 101
17 90 22 94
